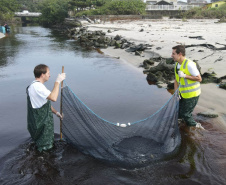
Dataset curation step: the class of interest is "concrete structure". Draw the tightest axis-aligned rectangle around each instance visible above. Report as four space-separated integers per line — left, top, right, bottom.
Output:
15 10 42 17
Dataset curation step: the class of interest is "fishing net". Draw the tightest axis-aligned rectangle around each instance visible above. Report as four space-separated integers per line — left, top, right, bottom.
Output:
62 85 181 166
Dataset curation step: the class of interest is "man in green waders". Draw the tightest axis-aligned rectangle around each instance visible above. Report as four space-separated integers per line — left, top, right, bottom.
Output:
172 45 204 129
27 64 66 152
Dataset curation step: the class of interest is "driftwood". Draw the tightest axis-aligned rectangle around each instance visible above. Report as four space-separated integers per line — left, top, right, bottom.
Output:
185 44 226 50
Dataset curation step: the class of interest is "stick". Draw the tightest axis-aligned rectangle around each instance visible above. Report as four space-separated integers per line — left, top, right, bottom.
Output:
60 66 64 140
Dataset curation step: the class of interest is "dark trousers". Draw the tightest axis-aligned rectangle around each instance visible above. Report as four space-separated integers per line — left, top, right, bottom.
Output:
179 96 199 126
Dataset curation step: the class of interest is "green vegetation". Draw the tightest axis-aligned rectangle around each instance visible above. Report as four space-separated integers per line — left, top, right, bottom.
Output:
38 0 69 25
182 3 226 19
16 0 43 12
38 0 146 25
68 0 109 11
0 0 19 22
75 0 146 16
1 0 145 25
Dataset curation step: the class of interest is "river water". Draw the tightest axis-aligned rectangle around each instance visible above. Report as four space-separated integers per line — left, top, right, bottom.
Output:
0 26 226 185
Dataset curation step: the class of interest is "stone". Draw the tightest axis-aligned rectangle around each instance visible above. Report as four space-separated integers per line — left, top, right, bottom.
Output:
167 82 174 90
135 51 142 56
219 82 226 90
197 112 219 118
201 72 221 84
114 35 121 40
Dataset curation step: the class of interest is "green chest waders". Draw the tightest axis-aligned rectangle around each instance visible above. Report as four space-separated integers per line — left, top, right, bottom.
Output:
26 86 54 152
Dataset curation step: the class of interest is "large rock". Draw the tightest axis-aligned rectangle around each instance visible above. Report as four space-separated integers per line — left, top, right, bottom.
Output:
146 61 175 83
219 82 226 90
201 72 221 84
64 18 82 28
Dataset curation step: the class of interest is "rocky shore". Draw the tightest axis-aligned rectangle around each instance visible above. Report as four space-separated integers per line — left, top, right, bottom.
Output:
65 18 226 129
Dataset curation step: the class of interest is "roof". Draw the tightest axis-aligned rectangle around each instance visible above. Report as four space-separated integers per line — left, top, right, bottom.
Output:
155 0 173 5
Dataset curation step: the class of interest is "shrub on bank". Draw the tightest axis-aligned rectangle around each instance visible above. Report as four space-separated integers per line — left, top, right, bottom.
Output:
0 0 19 22
75 0 146 16
39 0 69 25
183 3 226 19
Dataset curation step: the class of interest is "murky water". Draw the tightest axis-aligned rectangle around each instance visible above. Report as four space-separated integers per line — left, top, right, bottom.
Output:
0 25 226 185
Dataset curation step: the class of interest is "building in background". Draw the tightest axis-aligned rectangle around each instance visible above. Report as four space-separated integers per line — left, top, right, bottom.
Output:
187 0 207 5
177 1 188 5
205 0 226 8
147 0 208 5
146 0 177 4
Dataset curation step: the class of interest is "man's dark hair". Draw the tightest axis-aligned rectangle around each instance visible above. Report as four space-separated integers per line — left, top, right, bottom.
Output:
172 45 185 56
34 64 49 78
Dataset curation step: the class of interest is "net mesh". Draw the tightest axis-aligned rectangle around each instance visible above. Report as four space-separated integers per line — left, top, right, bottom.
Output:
62 85 181 166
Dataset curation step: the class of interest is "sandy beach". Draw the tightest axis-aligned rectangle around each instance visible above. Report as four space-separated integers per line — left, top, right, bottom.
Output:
0 32 5 39
86 18 226 129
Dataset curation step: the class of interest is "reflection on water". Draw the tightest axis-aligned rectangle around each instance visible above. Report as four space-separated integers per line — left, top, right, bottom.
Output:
1 124 226 185
0 25 226 185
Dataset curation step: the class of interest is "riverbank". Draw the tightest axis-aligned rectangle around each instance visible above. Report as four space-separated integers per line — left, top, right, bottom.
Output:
0 32 5 39
85 18 226 129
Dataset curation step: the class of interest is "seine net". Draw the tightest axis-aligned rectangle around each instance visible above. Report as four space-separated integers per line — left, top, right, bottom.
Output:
62 85 181 166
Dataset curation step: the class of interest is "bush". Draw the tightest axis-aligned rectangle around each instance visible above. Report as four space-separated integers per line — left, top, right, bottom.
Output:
0 0 19 22
75 0 146 16
182 3 226 19
39 0 69 25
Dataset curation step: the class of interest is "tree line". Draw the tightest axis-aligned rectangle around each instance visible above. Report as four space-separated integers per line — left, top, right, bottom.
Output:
1 0 226 26
0 0 146 25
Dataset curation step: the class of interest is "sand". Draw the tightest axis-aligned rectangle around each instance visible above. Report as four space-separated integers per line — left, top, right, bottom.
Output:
0 32 5 39
86 18 226 127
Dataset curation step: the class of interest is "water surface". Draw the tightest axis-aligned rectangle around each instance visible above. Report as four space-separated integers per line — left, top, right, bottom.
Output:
0 25 226 185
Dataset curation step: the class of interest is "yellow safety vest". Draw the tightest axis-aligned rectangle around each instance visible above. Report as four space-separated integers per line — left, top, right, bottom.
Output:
175 59 201 99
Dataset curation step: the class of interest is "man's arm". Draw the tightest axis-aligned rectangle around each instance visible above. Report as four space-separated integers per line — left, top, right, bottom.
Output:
51 105 57 114
51 105 63 119
47 82 60 102
184 74 202 82
47 73 66 102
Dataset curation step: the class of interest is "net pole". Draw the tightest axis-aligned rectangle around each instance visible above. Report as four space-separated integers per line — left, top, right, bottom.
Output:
60 66 64 140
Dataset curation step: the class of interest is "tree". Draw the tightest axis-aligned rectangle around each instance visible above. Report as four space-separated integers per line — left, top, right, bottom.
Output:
68 0 110 11
0 0 19 22
16 0 42 12
39 0 69 25
103 0 146 15
75 0 146 16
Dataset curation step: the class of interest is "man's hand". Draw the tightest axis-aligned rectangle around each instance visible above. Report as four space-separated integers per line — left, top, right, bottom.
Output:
178 71 186 78
56 112 63 120
56 73 66 83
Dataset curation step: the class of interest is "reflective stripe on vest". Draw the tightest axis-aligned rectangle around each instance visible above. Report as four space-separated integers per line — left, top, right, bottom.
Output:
175 59 201 98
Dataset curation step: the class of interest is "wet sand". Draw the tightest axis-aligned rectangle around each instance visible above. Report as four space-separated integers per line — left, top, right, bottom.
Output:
0 32 5 39
85 18 226 129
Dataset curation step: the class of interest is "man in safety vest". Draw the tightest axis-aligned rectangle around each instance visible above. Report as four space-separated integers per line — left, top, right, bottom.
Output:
172 45 204 129
27 64 66 152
